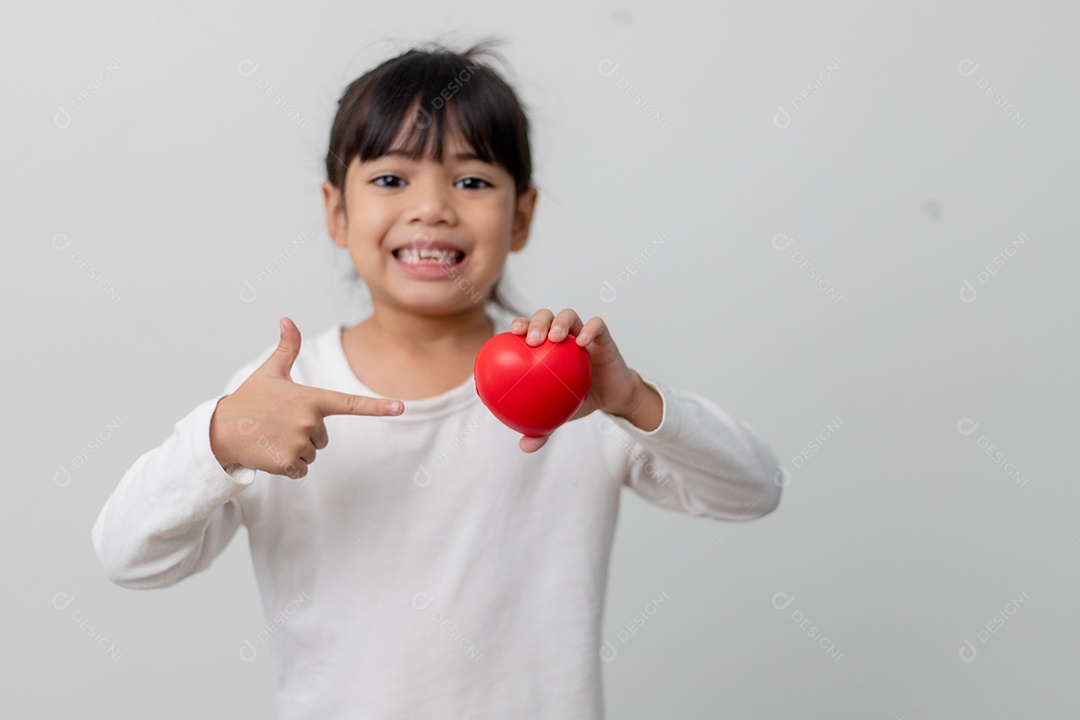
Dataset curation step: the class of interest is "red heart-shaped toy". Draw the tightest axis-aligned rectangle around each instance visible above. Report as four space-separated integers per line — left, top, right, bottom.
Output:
474 332 592 438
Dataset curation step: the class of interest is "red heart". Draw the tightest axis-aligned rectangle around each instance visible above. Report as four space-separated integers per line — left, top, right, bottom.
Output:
474 332 593 438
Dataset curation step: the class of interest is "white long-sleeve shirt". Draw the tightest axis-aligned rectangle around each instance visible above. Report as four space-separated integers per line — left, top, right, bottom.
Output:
91 311 782 719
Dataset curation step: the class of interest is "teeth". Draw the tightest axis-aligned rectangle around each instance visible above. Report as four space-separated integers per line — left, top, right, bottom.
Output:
395 247 461 265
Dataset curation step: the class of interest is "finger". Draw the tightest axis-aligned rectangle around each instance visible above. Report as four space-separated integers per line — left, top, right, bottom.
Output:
261 317 302 379
298 440 317 466
526 308 554 346
283 458 308 480
519 434 550 453
312 387 404 417
509 315 529 335
311 419 329 450
548 308 582 342
576 316 609 347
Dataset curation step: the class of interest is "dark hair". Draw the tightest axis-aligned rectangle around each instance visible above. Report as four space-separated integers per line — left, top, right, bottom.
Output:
324 37 532 319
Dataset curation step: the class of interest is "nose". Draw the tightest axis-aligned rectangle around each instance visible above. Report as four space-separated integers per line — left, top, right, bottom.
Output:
406 176 456 226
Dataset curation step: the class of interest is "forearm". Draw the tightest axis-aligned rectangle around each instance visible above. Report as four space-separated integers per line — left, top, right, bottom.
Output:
92 395 255 588
608 374 782 520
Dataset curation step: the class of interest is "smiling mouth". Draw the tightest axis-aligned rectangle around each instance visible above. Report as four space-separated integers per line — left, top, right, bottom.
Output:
392 247 466 265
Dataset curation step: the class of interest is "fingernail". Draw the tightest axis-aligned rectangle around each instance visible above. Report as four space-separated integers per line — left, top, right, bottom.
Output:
388 401 401 413
527 330 540 343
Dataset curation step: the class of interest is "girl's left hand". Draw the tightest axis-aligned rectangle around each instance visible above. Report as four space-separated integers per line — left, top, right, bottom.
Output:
509 307 644 453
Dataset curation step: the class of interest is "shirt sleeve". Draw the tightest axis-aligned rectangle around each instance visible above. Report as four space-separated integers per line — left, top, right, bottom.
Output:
90 362 260 589
604 373 782 522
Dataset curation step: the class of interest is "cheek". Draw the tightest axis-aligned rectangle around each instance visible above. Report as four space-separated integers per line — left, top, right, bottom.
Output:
346 211 391 249
474 201 516 244
344 222 386 272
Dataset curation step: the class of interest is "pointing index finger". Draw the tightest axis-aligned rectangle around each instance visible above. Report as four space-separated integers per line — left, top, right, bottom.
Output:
311 387 404 417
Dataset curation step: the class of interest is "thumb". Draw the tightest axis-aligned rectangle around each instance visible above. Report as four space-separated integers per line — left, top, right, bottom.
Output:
262 316 301 379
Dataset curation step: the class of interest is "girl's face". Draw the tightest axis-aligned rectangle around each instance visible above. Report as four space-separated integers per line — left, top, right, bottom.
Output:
322 126 537 319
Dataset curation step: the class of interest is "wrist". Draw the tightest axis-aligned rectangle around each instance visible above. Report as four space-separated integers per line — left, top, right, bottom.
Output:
609 370 663 432
610 370 647 419
210 396 237 470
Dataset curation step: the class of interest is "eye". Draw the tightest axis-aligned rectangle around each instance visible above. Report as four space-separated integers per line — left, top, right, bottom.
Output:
371 174 404 188
457 176 491 190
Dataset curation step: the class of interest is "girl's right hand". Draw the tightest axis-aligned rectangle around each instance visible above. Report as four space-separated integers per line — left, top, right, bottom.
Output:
209 317 404 478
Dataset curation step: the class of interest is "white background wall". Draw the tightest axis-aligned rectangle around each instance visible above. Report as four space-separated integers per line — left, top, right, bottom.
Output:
4 0 1077 716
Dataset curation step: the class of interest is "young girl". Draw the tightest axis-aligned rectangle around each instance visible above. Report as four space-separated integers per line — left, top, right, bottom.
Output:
92 38 782 719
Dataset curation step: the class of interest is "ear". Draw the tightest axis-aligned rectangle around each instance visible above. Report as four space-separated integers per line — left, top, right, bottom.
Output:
322 180 348 248
509 185 538 253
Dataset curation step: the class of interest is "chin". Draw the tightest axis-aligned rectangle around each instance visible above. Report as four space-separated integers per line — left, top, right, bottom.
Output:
386 288 481 317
